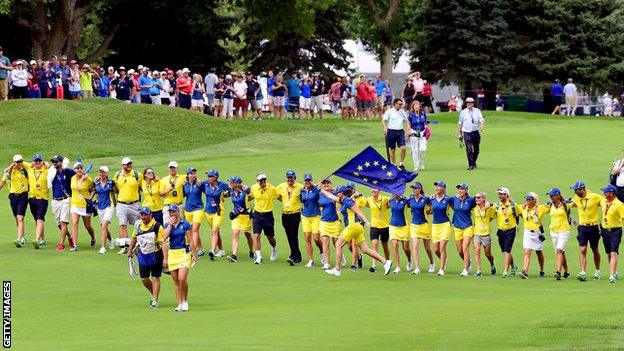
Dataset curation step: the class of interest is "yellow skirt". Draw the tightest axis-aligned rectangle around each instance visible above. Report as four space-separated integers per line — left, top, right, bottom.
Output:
184 209 204 224
454 227 474 241
410 223 431 239
320 220 342 238
431 222 451 243
302 215 321 233
205 212 223 228
232 214 252 232
389 225 410 241
341 223 366 245
168 248 192 271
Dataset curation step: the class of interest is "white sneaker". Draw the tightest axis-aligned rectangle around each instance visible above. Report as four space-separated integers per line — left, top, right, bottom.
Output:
98 247 106 254
419 162 425 170
254 256 263 265
108 239 116 250
117 247 128 255
305 260 314 268
468 259 472 273
215 249 226 258
181 301 189 311
174 304 182 312
322 263 331 270
383 260 393 275
270 247 278 261
340 254 346 267
460 269 469 277
69 245 78 252
320 254 326 265
406 261 413 271
412 268 421 275
428 263 435 273
437 269 445 276
324 268 341 277
393 267 402 274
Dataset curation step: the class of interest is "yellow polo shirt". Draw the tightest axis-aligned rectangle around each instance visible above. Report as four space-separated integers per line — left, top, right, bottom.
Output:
571 192 603 225
549 202 572 232
249 183 278 212
1 166 29 194
141 179 164 211
473 205 495 236
159 174 185 205
70 175 94 207
364 195 390 228
601 198 624 229
520 204 549 231
113 169 143 203
22 162 49 199
276 182 303 213
495 201 523 231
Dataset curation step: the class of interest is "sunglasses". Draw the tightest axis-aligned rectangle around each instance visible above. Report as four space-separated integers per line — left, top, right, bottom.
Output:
34 159 42 162
475 196 483 199
125 162 133 166
16 160 23 163
169 166 177 169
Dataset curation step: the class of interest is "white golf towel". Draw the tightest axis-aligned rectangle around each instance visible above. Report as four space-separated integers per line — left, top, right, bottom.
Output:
128 257 138 279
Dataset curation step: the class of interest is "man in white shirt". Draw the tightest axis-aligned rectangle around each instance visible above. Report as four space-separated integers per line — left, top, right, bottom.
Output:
381 98 410 169
563 78 578 116
456 97 484 170
611 153 624 202
233 74 248 119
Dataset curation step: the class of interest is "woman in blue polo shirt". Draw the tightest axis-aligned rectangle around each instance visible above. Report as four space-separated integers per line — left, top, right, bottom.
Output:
450 182 477 277
202 169 228 260
430 180 452 276
300 173 322 268
407 101 428 171
318 179 341 270
408 182 435 275
183 167 205 257
163 205 195 312
389 194 412 274
94 166 116 254
226 176 253 262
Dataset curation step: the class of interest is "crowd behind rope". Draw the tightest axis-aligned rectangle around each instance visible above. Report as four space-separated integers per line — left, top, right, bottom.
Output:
2 153 624 290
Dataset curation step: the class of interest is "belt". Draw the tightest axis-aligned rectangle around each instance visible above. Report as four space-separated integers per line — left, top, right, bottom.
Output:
255 211 273 215
282 211 301 215
30 197 48 200
165 203 182 206
10 192 27 196
579 222 598 226
603 227 621 231
53 196 68 201
118 201 139 205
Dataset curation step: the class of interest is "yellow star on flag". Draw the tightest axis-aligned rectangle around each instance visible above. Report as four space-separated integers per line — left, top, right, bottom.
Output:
353 172 359 176
372 180 378 184
373 161 379 166
357 165 363 171
386 171 393 177
363 178 369 182
381 165 387 170
364 162 371 167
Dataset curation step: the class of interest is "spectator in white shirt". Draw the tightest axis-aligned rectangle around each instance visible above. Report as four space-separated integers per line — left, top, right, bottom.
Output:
563 78 578 116
456 97 484 170
10 60 28 99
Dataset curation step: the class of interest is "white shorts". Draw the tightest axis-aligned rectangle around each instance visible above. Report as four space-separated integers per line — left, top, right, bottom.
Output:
52 198 70 225
299 96 311 109
496 106 503 111
310 95 323 111
550 230 570 252
70 206 91 217
473 235 491 247
191 99 203 108
98 206 115 223
523 229 544 251
273 96 285 107
116 203 140 226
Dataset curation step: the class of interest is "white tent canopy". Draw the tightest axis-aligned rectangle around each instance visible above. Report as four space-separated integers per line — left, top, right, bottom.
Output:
338 40 412 75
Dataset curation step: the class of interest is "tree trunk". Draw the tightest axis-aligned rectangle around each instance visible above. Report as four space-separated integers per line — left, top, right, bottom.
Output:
380 42 393 80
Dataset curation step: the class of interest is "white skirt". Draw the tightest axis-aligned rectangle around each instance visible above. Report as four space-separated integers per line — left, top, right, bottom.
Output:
70 206 91 217
97 206 115 223
523 229 543 251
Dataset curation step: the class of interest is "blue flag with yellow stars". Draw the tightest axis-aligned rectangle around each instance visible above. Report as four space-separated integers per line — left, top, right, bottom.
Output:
332 146 417 194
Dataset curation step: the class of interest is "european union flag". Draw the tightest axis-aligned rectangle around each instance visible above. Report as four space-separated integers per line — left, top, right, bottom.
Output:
332 146 417 194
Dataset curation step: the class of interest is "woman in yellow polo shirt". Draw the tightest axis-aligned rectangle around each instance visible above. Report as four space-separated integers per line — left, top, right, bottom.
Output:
141 167 164 225
519 192 549 279
546 188 572 280
407 182 435 275
388 193 411 274
69 162 96 252
363 188 391 273
318 179 342 270
472 192 496 276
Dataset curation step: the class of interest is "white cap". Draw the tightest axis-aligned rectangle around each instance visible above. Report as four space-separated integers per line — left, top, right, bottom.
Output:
225 74 232 80
182 68 190 73
128 69 135 74
256 173 267 181
138 65 144 70
73 161 83 169
29 60 36 65
168 161 178 168
108 66 114 71
16 60 23 65
153 70 159 75
497 187 510 195
99 166 109 173
12 154 23 162
121 157 132 165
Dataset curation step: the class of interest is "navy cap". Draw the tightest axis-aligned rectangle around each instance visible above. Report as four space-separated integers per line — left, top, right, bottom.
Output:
602 185 617 193
139 206 152 215
525 193 535 200
547 187 561 196
167 205 180 212
33 153 43 161
410 182 422 189
50 155 63 163
345 182 355 189
434 180 447 187
304 173 313 181
229 176 242 183
285 170 296 178
335 185 348 193
570 181 585 190
186 166 196 174
321 178 331 184
206 169 219 177
456 182 468 190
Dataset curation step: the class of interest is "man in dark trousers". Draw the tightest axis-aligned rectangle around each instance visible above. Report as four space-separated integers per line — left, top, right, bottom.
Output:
456 97 484 170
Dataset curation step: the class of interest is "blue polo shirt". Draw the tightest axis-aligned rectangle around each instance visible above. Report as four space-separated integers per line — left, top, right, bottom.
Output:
319 193 339 222
51 168 75 199
94 179 115 209
149 78 163 95
300 82 311 98
408 111 427 132
165 221 191 250
300 186 321 217
450 196 476 229
340 197 363 226
100 76 111 97
229 188 250 214
202 181 228 214
375 80 386 96
138 75 151 96
389 197 408 226
267 76 276 96
409 195 430 225
551 83 563 97
287 78 301 98
183 182 204 212
431 195 451 224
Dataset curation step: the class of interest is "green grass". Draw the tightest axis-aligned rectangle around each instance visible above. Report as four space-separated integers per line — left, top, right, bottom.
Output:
1 99 624 350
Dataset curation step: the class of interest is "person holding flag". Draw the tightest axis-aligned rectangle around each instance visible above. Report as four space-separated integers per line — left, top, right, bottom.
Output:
408 182 435 275
320 184 393 277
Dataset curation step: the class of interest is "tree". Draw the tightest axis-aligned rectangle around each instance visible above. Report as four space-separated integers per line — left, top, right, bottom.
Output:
347 0 411 79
